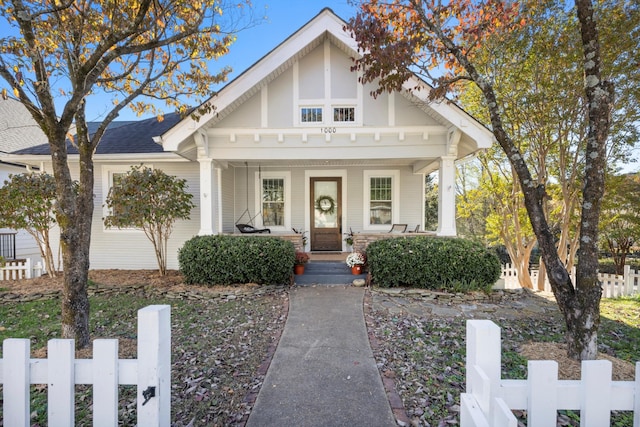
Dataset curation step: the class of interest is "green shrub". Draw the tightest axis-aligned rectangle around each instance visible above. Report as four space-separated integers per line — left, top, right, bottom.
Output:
598 258 640 274
366 236 501 292
178 235 295 285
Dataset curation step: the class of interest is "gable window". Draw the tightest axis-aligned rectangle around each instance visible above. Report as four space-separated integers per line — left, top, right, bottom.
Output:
301 107 323 123
364 170 400 229
333 107 355 122
255 171 291 230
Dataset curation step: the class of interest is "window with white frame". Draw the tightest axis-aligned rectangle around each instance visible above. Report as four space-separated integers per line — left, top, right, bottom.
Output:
364 170 400 228
262 178 285 226
256 171 291 230
102 165 147 231
300 107 323 123
333 106 355 122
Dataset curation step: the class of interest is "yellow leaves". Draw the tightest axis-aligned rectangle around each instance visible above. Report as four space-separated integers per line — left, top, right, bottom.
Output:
156 18 165 29
13 87 19 98
156 114 164 122
1 88 7 100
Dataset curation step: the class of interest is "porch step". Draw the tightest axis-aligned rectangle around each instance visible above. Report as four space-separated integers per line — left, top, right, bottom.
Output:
294 261 366 286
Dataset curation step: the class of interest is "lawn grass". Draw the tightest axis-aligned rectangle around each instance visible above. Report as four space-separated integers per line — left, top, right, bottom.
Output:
0 290 287 426
0 290 638 426
368 294 640 426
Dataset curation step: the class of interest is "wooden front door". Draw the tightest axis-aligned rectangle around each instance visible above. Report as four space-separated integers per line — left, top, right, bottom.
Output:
310 177 342 251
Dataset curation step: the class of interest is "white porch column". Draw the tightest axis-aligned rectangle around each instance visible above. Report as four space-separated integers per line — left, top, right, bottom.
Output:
198 158 218 235
436 156 457 236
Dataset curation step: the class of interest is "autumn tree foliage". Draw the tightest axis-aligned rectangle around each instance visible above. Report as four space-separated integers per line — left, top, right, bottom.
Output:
0 0 257 348
347 0 614 360
0 172 62 276
104 165 195 276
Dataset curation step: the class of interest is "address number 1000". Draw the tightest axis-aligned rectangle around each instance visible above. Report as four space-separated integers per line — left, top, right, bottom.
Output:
321 127 337 134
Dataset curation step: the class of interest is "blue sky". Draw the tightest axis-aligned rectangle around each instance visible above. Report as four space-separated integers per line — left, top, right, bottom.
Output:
114 1 359 121
0 1 358 122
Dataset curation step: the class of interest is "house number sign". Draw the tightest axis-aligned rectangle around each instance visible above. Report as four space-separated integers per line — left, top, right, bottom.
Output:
321 127 337 133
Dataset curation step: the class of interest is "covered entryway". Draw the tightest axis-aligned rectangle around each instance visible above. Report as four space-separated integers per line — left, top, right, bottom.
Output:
310 177 342 251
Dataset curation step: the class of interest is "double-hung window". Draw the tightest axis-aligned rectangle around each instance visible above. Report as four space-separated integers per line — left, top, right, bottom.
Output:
256 171 291 230
364 170 400 229
102 165 146 231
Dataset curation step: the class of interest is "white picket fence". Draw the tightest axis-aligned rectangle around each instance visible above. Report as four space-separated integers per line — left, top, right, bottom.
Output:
461 319 640 427
1 305 171 427
0 258 44 281
499 263 640 297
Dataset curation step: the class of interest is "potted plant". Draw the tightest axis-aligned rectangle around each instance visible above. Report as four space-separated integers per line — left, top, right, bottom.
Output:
346 251 366 275
294 251 310 275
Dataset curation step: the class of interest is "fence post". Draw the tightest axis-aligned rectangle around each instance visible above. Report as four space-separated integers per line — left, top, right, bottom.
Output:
24 258 32 279
3 339 30 427
137 305 171 427
624 265 632 296
48 339 75 426
466 320 501 416
634 362 640 427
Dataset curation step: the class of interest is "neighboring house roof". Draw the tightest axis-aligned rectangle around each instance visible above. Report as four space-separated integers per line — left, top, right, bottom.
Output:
12 113 182 155
0 97 49 153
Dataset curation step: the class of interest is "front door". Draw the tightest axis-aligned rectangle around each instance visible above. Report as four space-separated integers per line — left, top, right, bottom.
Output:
310 177 342 251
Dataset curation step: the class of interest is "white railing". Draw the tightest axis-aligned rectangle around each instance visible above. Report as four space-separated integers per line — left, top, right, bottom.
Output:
461 320 640 427
0 258 44 281
1 305 171 427
499 263 640 297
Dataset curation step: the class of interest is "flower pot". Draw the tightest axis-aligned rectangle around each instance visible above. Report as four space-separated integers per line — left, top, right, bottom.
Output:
351 265 363 275
294 264 305 275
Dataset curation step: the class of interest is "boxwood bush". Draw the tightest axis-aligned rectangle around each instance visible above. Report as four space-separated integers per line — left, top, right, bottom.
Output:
178 235 295 285
366 236 501 292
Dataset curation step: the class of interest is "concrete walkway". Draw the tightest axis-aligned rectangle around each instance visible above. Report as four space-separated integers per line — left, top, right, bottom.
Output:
246 286 397 427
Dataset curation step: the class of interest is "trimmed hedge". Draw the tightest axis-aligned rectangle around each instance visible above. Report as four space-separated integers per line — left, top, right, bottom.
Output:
366 236 501 292
178 235 295 285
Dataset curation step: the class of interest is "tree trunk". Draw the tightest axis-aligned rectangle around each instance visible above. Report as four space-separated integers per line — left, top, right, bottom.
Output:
50 115 95 349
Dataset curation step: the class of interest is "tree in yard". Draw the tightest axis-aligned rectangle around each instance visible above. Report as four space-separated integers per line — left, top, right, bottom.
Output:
0 172 63 276
599 173 640 275
104 165 194 276
455 1 639 290
424 173 438 231
0 0 257 347
347 0 615 360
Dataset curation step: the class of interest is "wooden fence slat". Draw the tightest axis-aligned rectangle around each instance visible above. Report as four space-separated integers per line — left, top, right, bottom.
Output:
137 305 171 427
3 339 30 427
528 360 558 427
581 360 612 427
48 339 75 426
93 339 119 427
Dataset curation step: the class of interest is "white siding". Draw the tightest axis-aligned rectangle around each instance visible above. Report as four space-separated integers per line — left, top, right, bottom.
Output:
44 161 200 271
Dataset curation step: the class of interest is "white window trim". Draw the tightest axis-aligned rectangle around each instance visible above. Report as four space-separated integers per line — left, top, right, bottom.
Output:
298 105 325 126
363 170 400 231
101 165 150 232
331 105 357 124
254 171 291 231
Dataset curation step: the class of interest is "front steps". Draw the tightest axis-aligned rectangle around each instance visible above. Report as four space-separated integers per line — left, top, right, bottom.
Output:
294 261 366 286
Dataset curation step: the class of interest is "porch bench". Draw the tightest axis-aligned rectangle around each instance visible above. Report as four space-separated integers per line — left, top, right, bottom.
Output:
226 232 304 252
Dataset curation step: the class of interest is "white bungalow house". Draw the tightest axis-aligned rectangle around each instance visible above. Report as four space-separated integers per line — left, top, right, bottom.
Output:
2 8 493 271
